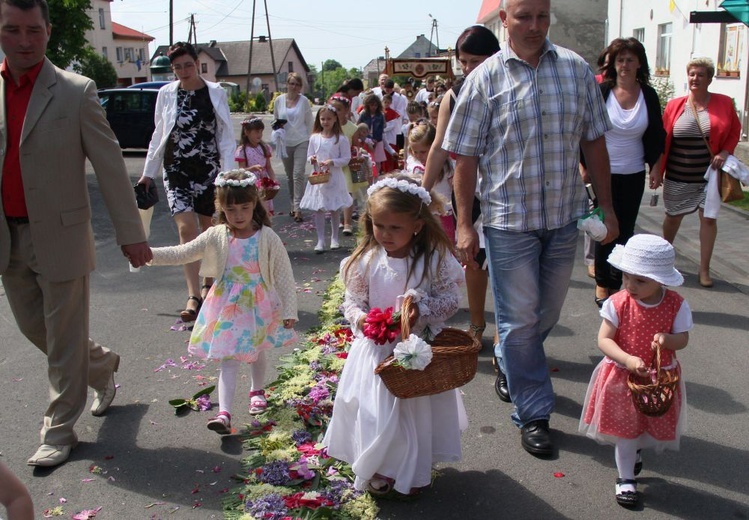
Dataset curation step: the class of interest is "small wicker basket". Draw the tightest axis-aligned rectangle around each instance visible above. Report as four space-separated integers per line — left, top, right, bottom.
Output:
374 296 481 399
260 186 280 201
308 170 331 185
627 344 679 417
348 157 369 184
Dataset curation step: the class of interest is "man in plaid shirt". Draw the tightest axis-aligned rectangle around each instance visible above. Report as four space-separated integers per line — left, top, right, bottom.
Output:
443 0 619 457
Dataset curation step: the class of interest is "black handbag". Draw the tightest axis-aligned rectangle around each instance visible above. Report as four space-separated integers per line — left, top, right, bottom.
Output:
134 182 159 210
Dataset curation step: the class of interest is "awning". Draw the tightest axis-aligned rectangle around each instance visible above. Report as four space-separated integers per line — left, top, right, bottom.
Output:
720 0 749 26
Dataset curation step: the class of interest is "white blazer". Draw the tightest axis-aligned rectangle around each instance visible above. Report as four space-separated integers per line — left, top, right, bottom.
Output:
142 79 235 179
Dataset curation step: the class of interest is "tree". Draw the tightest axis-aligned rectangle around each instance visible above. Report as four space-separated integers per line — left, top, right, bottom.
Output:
322 59 343 72
314 66 362 102
47 0 94 69
77 49 118 88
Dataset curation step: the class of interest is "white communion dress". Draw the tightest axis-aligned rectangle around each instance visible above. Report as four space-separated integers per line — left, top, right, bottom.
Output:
323 246 468 495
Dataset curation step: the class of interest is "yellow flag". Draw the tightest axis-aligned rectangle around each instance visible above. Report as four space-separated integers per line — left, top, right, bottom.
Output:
670 0 676 13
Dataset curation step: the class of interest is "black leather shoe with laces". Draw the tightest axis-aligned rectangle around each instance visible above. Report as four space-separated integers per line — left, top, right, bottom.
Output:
494 361 511 403
520 419 553 456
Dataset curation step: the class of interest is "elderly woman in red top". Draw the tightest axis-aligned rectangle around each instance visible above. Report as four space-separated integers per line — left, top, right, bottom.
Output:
660 57 741 288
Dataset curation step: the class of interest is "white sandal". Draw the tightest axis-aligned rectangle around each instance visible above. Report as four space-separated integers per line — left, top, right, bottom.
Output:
206 411 232 435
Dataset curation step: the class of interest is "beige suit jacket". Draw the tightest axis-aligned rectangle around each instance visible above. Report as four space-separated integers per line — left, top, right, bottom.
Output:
0 58 146 282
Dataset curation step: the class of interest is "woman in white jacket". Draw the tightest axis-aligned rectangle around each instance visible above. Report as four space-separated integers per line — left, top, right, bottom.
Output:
273 72 313 222
137 42 236 321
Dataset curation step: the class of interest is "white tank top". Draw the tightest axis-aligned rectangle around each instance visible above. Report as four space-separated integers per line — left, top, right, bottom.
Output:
604 89 648 175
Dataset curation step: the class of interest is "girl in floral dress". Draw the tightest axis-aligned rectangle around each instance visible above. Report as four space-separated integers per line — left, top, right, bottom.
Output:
323 175 467 496
579 234 691 507
150 170 298 434
235 117 278 215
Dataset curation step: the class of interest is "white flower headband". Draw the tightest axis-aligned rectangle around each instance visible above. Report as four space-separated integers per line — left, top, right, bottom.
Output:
367 178 432 205
214 169 258 188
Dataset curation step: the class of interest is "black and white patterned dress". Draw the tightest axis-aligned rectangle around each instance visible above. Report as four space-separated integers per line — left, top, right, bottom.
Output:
163 86 221 216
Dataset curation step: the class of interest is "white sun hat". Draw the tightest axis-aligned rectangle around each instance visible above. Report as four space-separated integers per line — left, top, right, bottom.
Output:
607 234 684 287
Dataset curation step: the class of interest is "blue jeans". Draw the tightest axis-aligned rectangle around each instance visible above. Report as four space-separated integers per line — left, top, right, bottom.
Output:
484 222 579 427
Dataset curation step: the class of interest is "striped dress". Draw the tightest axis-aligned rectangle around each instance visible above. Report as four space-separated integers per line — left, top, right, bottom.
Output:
663 105 711 215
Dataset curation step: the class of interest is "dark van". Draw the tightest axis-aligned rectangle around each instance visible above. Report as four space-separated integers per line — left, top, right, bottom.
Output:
98 88 159 149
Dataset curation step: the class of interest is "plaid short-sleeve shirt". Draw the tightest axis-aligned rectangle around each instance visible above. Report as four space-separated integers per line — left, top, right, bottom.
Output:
443 40 611 232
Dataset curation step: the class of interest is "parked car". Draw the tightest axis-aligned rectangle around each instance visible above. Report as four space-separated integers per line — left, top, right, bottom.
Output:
126 81 170 90
98 88 159 149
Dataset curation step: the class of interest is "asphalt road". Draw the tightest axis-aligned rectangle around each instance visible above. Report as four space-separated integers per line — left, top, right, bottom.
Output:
1 114 748 519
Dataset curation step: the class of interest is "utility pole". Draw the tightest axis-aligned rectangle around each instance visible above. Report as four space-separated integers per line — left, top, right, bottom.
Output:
246 0 257 94
169 0 173 46
428 14 440 57
187 14 197 44
246 0 278 93
263 0 279 93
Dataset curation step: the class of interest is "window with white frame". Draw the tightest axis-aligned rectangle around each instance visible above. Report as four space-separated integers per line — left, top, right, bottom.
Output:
633 28 644 43
124 48 133 62
98 8 105 29
656 23 672 75
116 47 123 63
102 47 108 59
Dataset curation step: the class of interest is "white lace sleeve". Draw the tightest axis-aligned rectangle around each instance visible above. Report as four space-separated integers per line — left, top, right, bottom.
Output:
414 254 465 334
340 256 369 334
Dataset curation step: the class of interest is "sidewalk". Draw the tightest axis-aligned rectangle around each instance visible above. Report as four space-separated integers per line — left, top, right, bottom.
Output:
635 188 749 294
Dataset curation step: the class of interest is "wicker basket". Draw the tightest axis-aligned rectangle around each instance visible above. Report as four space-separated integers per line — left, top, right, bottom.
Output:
308 170 331 185
374 296 481 399
260 186 280 201
348 157 369 184
627 344 679 417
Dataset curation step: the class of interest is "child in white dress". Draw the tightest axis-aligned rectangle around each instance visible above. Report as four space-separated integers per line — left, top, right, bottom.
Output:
579 234 691 508
300 104 353 253
323 175 467 496
150 170 298 434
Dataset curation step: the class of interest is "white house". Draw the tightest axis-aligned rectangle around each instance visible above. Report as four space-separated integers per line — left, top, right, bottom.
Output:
85 0 154 86
608 0 747 135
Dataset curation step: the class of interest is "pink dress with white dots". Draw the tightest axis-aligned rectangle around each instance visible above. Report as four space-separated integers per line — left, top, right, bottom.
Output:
579 289 689 452
235 143 274 213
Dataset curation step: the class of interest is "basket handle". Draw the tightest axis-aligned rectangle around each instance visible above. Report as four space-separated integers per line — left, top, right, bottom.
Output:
648 340 663 376
400 295 414 339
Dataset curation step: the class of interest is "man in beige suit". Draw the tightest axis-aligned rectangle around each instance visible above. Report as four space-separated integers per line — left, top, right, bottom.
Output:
0 0 151 467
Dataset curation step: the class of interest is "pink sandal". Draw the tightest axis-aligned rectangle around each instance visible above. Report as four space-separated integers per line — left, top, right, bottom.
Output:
206 411 232 435
249 390 267 415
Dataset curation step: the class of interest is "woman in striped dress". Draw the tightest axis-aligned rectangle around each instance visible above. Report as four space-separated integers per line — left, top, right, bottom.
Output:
659 57 741 288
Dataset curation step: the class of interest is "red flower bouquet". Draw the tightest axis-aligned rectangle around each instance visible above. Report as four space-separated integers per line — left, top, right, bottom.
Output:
362 306 401 345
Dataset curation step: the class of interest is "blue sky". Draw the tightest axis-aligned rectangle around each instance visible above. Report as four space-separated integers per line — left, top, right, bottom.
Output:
111 0 482 70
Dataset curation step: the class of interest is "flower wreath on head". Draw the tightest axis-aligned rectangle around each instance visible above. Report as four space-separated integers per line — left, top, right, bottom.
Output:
329 94 350 106
321 104 337 113
242 117 263 126
367 177 432 206
214 169 258 188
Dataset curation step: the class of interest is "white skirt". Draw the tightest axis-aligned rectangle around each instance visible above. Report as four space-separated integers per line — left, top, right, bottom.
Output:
322 334 468 494
299 168 353 212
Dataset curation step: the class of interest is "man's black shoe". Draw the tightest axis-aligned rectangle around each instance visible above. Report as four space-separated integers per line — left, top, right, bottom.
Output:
520 419 553 457
494 362 511 403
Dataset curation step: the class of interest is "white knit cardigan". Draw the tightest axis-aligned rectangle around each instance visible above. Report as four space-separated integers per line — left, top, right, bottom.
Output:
149 225 298 320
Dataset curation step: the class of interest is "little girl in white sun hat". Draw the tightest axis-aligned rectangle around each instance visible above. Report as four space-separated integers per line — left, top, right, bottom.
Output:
579 234 692 508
